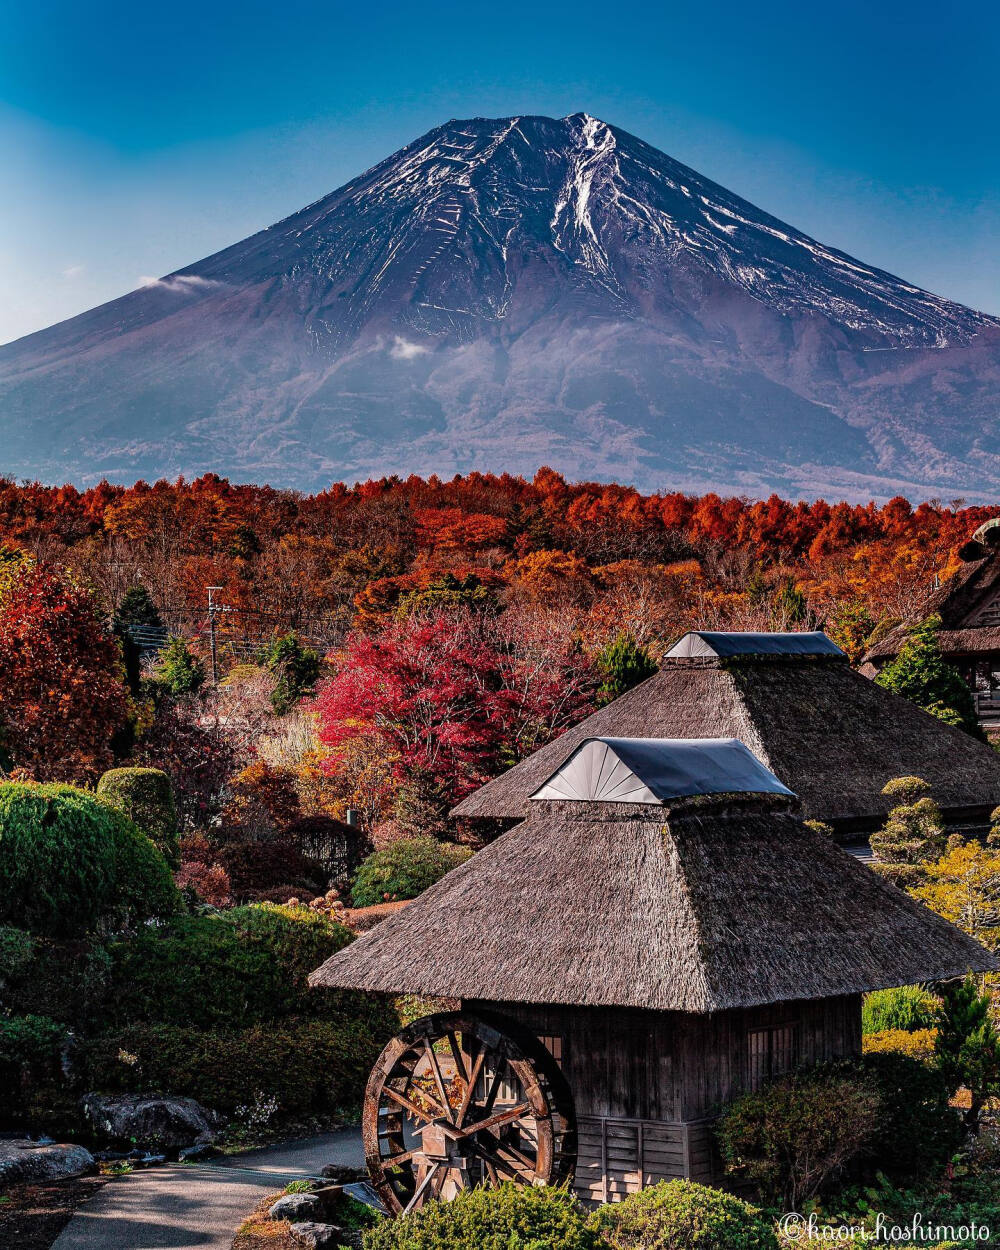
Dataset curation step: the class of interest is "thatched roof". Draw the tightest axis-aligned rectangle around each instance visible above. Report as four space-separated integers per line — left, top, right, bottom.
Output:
864 550 1000 662
311 792 996 1012
866 626 1000 661
452 649 1000 827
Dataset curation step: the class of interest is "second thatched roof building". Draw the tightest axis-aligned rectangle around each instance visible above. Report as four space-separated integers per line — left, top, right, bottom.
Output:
453 630 1000 835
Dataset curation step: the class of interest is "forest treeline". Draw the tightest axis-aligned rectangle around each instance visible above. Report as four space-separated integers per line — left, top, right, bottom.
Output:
0 468 990 659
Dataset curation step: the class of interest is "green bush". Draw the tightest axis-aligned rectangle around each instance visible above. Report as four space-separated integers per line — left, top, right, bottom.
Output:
351 836 472 907
153 636 205 696
266 631 321 715
855 1051 961 1182
0 1014 65 1076
362 1182 600 1250
716 1066 881 1207
862 985 938 1034
84 1017 391 1116
0 926 112 1031
596 632 658 706
0 782 178 938
103 903 358 1031
875 617 981 738
589 1179 777 1250
0 1014 67 1126
96 767 180 868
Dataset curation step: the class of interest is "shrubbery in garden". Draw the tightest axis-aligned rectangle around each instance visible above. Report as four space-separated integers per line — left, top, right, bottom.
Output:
362 1182 601 1250
862 1027 937 1061
716 1053 962 1206
96 765 181 867
102 904 355 1030
857 1050 962 1181
84 1016 391 1117
717 1064 880 1206
350 836 472 906
934 975 1000 1132
0 1014 67 1123
875 616 982 737
862 984 938 1033
0 782 177 939
589 1179 777 1250
870 776 946 887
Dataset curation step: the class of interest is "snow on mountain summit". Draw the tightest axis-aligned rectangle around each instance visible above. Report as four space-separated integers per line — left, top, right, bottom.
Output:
1 113 999 498
179 112 991 349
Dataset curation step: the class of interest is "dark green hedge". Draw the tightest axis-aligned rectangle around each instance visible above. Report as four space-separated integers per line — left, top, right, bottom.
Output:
0 782 178 938
96 767 180 868
0 925 112 1031
103 903 358 1030
84 1017 391 1116
716 1054 962 1207
854 1051 961 1182
0 1013 68 1127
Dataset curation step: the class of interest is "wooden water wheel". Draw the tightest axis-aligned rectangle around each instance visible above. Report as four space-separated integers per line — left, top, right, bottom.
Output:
362 1010 577 1215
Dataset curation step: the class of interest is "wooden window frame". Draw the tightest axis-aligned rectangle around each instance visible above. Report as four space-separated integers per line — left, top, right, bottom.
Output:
746 1022 799 1091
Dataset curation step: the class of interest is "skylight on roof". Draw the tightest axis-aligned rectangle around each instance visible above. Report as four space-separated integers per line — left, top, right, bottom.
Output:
530 737 795 805
666 631 845 659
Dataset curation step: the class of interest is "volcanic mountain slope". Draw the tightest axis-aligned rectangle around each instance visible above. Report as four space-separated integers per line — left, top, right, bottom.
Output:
3 112 1000 497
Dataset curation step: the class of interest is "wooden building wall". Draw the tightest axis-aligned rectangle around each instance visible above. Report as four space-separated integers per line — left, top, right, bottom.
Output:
463 994 861 1203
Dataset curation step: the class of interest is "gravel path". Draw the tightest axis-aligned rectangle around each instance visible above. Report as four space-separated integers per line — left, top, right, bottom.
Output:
50 1128 365 1250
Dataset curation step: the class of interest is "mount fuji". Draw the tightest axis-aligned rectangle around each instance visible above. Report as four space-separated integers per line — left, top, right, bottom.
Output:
3 113 999 498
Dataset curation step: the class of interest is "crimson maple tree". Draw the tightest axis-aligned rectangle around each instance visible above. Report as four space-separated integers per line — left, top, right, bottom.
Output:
314 609 596 802
0 554 129 781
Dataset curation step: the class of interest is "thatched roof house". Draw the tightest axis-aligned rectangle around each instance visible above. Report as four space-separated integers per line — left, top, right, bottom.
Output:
453 630 1000 833
313 736 992 1012
863 525 1000 732
312 736 995 1203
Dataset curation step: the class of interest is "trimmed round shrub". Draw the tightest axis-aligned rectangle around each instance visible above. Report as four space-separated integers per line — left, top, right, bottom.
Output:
84 1016 392 1117
362 1182 600 1250
351 836 472 907
0 782 178 938
862 984 938 1034
96 767 180 868
589 1179 777 1250
103 903 362 1030
716 1065 881 1207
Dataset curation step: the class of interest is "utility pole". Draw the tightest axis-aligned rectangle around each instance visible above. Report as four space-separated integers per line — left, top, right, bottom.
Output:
207 586 223 686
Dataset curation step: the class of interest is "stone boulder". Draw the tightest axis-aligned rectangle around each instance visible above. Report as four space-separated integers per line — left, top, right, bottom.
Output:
81 1093 219 1151
0 1139 95 1185
269 1192 322 1222
288 1222 345 1249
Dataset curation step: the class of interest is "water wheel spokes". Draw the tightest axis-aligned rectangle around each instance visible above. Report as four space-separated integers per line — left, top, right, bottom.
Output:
362 1010 576 1215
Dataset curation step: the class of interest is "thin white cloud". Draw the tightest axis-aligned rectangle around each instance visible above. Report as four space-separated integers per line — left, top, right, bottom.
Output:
62 265 85 279
139 273 221 293
389 335 430 360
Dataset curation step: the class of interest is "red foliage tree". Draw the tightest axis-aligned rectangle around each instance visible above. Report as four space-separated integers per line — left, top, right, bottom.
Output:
314 610 596 802
0 555 129 781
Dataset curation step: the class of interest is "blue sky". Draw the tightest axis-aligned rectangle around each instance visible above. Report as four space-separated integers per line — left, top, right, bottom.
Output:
2 0 997 344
